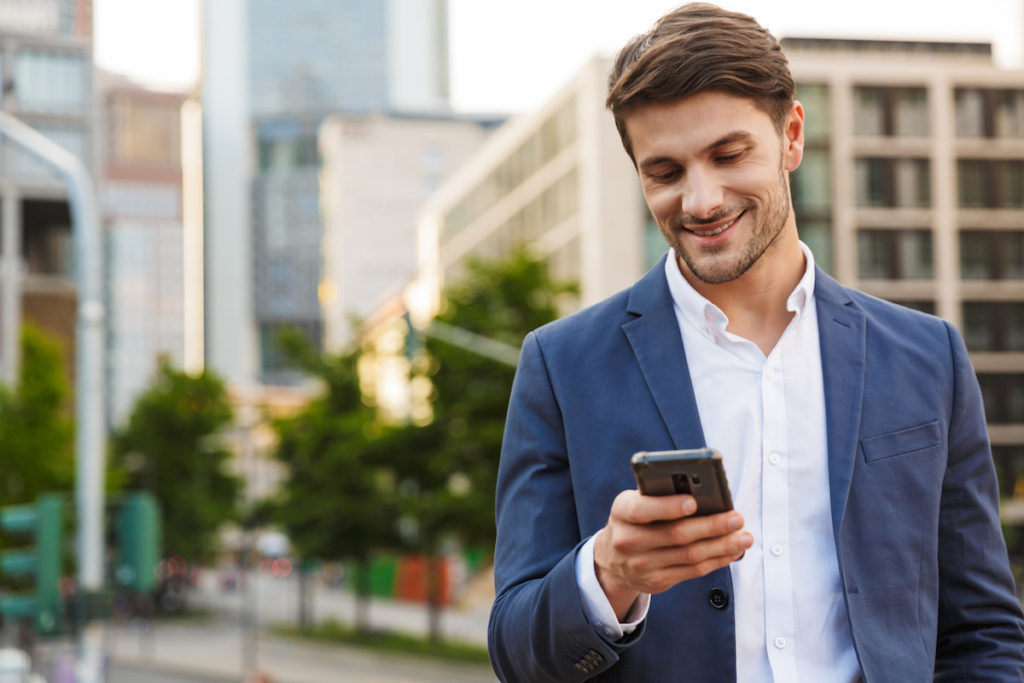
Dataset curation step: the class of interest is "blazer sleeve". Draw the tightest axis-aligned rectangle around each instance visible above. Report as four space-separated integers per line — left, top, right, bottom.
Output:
934 321 1024 680
488 332 643 682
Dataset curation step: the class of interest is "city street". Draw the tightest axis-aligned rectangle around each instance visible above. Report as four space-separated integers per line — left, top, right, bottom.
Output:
99 571 496 682
105 619 495 683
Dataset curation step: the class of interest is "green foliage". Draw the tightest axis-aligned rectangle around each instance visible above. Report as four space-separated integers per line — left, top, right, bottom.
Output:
111 361 240 564
267 250 571 640
269 333 399 565
0 323 73 508
381 248 575 554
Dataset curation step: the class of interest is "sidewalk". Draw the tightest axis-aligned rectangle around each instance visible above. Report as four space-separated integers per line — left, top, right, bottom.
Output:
105 618 496 683
194 571 493 646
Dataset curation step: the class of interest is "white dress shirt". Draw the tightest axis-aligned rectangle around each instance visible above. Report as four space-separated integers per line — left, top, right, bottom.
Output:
576 243 861 682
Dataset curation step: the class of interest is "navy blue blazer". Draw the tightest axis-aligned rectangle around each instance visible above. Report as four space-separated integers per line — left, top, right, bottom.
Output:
488 256 1024 682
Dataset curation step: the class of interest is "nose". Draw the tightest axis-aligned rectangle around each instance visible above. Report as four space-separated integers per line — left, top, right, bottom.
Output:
681 167 724 220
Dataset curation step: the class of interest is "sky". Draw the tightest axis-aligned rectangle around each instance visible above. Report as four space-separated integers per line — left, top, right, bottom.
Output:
93 0 1024 113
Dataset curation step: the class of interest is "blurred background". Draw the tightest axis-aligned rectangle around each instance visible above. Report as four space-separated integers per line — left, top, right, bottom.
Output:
0 0 1022 681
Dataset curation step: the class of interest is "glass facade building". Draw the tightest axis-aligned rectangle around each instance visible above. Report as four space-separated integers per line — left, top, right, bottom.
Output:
204 0 451 385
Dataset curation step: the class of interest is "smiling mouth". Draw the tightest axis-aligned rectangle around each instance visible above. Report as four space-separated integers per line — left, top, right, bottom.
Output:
685 211 744 237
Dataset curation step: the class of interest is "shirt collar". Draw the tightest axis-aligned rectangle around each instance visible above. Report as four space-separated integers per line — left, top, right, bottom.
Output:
663 241 817 338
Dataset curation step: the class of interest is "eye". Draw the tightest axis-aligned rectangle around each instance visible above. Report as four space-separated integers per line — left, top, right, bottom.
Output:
647 168 681 183
715 148 746 164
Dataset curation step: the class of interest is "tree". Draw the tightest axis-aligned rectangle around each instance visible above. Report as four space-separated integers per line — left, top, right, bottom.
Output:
378 248 574 642
269 331 400 633
111 361 240 568
0 323 74 508
0 323 74 601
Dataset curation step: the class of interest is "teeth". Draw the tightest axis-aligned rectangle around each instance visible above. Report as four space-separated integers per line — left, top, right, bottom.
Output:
690 215 739 237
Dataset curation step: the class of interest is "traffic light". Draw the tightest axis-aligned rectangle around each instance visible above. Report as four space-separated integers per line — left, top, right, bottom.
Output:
114 493 161 593
0 494 63 634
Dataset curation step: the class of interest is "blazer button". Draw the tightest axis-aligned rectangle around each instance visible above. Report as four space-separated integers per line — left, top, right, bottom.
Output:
708 588 729 610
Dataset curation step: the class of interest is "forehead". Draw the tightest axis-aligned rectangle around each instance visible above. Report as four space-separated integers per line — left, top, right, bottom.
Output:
624 92 778 163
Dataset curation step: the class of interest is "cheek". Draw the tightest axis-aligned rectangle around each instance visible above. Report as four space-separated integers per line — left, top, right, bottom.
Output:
643 187 678 221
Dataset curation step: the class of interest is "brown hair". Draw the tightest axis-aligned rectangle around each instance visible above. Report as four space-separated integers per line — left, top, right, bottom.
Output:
606 3 795 162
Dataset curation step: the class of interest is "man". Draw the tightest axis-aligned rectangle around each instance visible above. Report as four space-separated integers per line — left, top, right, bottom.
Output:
487 3 1024 682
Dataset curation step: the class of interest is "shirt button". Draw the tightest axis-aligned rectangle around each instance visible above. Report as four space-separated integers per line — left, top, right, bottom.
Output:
708 588 729 610
774 636 787 649
764 367 775 380
768 452 781 465
771 544 784 556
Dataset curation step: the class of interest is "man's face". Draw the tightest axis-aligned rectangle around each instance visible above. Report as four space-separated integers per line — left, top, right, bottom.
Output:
626 92 804 286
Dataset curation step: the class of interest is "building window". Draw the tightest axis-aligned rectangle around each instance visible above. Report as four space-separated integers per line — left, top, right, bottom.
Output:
797 83 830 142
963 302 1024 351
443 97 577 244
799 221 833 274
955 88 1024 138
792 148 831 212
14 48 88 115
896 300 936 315
857 229 933 279
977 374 1024 424
854 86 929 137
959 160 1024 208
993 445 1024 498
960 231 1024 279
856 158 930 207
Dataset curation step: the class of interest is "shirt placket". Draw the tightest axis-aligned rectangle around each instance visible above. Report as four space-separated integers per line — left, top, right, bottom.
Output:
761 346 798 681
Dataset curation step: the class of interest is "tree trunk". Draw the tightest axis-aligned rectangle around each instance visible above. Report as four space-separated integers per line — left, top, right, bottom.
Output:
426 554 442 645
297 561 311 632
354 558 372 634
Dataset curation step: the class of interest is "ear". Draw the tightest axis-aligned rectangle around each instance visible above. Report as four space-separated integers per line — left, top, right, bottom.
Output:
782 101 805 172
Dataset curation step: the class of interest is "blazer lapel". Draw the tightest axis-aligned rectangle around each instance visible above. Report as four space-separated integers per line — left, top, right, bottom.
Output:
815 268 866 541
621 255 707 450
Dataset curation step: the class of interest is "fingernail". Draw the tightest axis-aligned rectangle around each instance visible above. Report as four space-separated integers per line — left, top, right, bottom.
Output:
682 498 697 514
728 515 743 531
742 532 754 546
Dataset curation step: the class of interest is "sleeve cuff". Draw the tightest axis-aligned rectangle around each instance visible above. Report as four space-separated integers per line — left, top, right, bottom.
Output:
574 534 651 640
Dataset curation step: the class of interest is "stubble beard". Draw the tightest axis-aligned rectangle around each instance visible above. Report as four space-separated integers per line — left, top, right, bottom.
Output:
670 167 792 285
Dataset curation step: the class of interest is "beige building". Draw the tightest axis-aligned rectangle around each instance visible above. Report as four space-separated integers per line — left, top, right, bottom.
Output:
406 42 1024 515
415 56 649 318
101 82 187 427
784 38 1024 509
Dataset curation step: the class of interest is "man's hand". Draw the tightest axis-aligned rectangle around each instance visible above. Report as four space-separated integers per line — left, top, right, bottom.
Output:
593 490 753 620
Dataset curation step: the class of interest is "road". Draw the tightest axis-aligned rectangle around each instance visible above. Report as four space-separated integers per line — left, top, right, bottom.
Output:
97 571 497 682
192 570 492 647
105 618 496 683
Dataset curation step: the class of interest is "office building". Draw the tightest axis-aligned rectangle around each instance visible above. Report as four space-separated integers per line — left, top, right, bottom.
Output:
415 56 647 318
0 0 95 387
319 112 499 352
412 41 1024 514
783 38 1024 508
202 0 450 387
101 81 186 427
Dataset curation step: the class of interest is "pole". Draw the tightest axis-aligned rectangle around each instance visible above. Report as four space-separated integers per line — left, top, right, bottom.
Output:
0 111 106 683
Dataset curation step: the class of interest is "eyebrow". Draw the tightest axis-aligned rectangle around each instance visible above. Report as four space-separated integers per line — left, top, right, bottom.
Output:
637 130 755 171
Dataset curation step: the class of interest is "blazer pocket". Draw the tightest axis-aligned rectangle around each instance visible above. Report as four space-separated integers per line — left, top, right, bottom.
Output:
861 420 943 463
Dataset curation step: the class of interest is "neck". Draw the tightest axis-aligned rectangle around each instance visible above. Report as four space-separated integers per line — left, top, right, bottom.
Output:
680 231 806 356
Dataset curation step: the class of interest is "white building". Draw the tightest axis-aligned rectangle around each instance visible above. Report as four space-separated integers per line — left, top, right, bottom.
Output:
318 113 498 351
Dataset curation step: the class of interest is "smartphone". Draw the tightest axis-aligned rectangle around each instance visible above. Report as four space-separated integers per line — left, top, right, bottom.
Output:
630 448 733 515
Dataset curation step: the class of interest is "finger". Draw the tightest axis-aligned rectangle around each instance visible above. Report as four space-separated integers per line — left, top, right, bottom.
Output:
611 489 698 525
648 509 745 549
658 529 753 568
624 530 751 581
634 551 743 595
